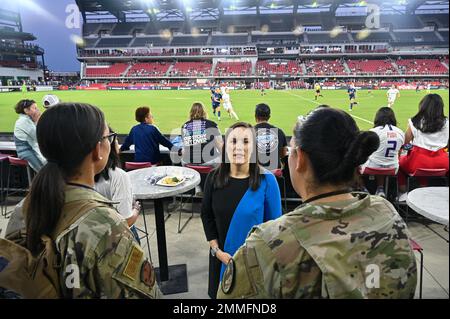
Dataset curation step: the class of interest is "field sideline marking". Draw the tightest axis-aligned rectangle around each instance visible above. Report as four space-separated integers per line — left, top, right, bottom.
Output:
284 91 373 125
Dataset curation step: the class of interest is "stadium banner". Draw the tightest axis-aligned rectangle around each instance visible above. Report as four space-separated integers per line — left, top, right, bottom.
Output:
35 86 54 92
128 86 153 90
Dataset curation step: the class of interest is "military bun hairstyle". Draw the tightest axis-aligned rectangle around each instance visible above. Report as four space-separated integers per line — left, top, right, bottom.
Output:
294 107 379 185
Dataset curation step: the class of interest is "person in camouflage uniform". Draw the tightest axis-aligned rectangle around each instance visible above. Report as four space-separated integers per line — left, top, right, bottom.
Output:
20 103 161 299
56 185 161 298
218 107 417 299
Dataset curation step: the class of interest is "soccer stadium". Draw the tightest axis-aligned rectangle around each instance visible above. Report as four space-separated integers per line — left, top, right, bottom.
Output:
0 0 449 303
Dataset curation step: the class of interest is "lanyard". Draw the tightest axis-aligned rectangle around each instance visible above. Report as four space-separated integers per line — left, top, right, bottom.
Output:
302 189 352 205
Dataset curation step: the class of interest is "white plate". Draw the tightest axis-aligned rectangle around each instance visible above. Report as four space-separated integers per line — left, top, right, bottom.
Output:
156 176 185 187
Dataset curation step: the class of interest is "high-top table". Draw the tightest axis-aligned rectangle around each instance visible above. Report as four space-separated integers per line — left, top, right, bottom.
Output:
407 187 449 225
407 187 449 242
127 166 200 295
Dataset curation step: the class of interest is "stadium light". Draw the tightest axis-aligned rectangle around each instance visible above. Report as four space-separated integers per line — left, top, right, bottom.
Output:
186 6 193 13
311 1 318 8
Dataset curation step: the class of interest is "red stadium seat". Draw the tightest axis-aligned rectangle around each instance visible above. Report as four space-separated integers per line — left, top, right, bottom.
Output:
124 162 153 171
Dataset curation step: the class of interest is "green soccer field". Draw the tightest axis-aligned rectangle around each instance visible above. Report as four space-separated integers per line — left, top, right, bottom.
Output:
0 89 448 135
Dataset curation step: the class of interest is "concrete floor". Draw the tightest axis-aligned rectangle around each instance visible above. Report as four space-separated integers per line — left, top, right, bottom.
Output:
1 199 448 299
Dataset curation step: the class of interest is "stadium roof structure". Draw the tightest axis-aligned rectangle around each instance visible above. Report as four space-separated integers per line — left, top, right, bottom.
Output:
76 0 449 23
0 8 36 40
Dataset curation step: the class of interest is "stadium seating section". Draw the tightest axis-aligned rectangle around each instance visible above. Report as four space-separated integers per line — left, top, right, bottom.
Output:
214 61 252 76
304 59 347 75
85 63 129 77
347 59 398 75
127 62 171 77
396 58 449 75
82 57 449 78
169 62 212 77
256 60 303 76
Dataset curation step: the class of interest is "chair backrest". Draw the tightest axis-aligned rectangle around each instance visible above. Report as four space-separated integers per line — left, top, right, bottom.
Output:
409 239 422 252
271 168 283 178
8 156 28 167
360 167 397 176
185 164 214 174
411 168 447 177
0 153 10 161
125 162 152 171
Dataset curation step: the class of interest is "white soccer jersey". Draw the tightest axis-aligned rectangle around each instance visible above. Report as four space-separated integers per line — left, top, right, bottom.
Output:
387 88 399 101
222 92 230 104
222 92 232 110
366 125 405 167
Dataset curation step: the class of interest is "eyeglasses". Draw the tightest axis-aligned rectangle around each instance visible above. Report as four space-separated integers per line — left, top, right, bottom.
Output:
100 132 117 144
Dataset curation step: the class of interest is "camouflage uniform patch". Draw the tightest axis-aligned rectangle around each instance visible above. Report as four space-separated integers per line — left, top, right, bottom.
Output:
221 259 235 294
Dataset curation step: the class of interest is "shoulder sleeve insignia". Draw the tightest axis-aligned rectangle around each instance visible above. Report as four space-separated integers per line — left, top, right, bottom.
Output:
140 260 156 288
122 245 143 280
221 259 235 294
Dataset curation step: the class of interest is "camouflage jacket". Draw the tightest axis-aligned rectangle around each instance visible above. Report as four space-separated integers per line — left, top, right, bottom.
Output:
217 193 417 299
55 185 161 299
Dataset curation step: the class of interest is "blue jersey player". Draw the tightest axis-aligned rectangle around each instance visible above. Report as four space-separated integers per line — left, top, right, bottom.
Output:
348 84 358 111
211 87 222 121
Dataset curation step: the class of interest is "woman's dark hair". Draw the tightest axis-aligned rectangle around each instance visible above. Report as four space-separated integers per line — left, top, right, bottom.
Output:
294 108 379 186
94 126 120 182
213 122 262 191
14 99 36 114
411 94 447 133
255 103 271 121
24 103 106 255
135 106 150 123
374 107 397 127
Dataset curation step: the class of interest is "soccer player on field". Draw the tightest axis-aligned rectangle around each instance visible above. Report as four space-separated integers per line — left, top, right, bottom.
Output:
314 82 323 100
221 87 239 120
386 84 400 108
348 83 358 111
211 87 222 121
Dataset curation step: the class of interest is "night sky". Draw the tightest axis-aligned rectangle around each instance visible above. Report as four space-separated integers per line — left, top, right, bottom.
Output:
2 0 81 72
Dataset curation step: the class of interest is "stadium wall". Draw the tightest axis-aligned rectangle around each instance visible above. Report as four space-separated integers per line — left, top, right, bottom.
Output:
0 67 43 81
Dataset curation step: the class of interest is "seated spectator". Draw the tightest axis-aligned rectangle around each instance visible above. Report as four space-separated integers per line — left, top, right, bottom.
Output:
201 122 282 299
95 127 141 243
361 107 405 197
254 103 288 170
2 103 160 299
398 94 449 201
218 107 417 299
13 99 46 172
120 106 177 164
181 102 222 167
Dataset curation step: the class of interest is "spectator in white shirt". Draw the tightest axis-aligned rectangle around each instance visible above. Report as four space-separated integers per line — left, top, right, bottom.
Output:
94 127 141 242
398 94 449 201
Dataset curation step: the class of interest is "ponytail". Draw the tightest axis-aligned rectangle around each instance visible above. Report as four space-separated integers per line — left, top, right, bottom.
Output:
25 163 65 255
